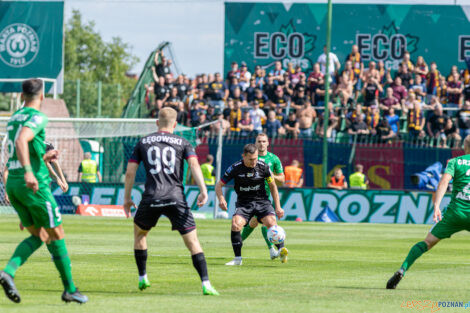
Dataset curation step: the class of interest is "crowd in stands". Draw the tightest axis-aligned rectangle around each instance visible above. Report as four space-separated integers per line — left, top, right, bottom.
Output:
144 48 470 147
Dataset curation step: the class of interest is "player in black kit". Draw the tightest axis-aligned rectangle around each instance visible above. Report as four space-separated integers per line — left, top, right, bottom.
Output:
123 107 219 295
215 144 285 265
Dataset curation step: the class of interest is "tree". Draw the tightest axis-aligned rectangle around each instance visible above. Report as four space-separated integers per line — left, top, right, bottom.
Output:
62 10 139 118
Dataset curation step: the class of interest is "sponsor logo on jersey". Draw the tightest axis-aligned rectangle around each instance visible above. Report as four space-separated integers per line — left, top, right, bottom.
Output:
7 160 21 170
457 159 470 166
247 173 254 177
240 185 261 192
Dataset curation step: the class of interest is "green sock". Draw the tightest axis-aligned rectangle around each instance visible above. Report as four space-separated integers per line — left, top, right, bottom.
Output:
4 235 43 278
261 226 274 249
46 239 76 293
400 241 428 274
241 225 255 241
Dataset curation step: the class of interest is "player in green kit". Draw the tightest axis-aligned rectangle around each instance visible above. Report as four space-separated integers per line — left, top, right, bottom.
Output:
240 133 288 262
387 135 470 289
0 79 87 304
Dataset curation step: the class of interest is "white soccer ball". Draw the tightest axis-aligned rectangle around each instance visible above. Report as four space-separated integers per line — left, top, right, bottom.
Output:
71 196 82 206
267 225 286 244
216 211 229 219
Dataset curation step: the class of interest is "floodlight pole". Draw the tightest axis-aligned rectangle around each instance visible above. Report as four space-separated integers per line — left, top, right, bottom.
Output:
322 0 333 188
214 119 224 219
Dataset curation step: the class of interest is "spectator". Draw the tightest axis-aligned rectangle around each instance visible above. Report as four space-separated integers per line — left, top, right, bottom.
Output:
348 112 370 139
229 77 241 96
284 111 300 139
245 78 257 102
297 100 316 138
284 160 304 188
391 76 408 106
384 108 400 136
144 82 155 110
249 101 266 135
263 74 277 101
238 61 252 91
231 87 247 107
253 88 269 112
275 106 286 125
226 61 239 81
175 75 189 99
293 73 308 93
270 60 285 85
286 62 295 75
328 168 348 190
307 63 324 99
78 152 102 183
396 64 413 89
267 86 289 110
349 164 369 189
377 60 389 85
463 81 470 102
366 106 381 135
165 86 184 113
239 110 254 137
164 73 175 90
447 65 460 82
206 105 217 122
153 51 172 79
229 100 242 134
209 72 229 109
346 104 365 125
289 65 304 86
447 72 463 109
457 100 470 139
407 100 426 140
376 117 396 143
200 154 215 186
436 76 448 106
444 117 461 148
380 87 401 111
363 60 380 82
265 110 284 138
317 45 341 80
314 77 332 107
409 75 427 102
223 98 234 119
189 90 207 127
253 65 265 88
400 51 414 72
426 104 449 144
362 76 383 108
345 45 364 97
211 113 230 135
316 102 338 139
426 62 441 103
291 87 309 111
414 56 429 81
336 71 354 107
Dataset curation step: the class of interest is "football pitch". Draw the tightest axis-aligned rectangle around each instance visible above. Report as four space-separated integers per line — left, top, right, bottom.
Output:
0 215 469 313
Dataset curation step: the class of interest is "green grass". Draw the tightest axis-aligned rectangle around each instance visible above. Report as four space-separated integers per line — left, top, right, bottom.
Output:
0 215 469 312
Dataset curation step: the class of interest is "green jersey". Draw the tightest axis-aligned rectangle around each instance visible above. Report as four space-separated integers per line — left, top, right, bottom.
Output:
444 155 470 212
258 151 283 196
6 107 50 185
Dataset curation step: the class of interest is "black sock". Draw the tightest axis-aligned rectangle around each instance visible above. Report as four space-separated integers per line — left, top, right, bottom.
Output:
191 253 209 282
134 249 147 276
231 231 243 257
275 242 285 249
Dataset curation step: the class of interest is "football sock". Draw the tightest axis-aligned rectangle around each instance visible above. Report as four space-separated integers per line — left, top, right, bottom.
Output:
261 226 274 249
231 231 243 257
46 239 76 293
4 235 43 278
241 225 255 241
275 242 285 250
134 249 148 277
400 241 428 274
191 253 209 282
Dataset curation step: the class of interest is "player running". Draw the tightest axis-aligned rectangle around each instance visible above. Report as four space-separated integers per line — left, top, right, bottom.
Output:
387 135 470 289
123 107 219 296
216 143 286 266
0 79 87 304
240 133 287 261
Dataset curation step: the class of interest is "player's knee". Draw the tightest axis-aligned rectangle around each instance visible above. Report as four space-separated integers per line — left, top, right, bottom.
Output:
249 218 258 228
262 216 277 228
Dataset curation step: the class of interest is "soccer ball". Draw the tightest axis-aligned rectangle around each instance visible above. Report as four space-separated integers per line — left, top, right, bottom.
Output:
267 225 286 244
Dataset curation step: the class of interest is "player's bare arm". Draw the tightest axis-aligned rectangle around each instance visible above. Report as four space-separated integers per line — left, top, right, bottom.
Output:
267 175 284 219
215 180 227 211
15 126 38 193
433 173 452 222
123 162 139 217
51 160 69 193
187 157 208 207
273 172 285 186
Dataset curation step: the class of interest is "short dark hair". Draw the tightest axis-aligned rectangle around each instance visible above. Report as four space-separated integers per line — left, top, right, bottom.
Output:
22 79 43 99
243 143 258 155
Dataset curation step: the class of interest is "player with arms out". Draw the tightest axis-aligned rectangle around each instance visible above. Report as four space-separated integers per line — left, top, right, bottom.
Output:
240 133 288 261
387 135 470 289
123 107 219 296
0 79 87 304
216 143 285 266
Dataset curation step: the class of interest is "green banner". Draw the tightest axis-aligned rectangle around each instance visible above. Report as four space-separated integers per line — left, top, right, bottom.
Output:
0 1 64 92
49 183 449 224
224 3 470 74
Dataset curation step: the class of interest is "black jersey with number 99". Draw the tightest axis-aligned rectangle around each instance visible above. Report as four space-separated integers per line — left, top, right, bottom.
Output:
129 131 196 204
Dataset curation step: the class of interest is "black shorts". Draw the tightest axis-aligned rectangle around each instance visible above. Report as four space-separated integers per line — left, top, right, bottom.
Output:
234 199 275 224
134 200 196 235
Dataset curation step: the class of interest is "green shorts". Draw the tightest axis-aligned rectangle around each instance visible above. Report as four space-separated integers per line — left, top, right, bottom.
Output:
6 179 61 229
430 207 470 239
